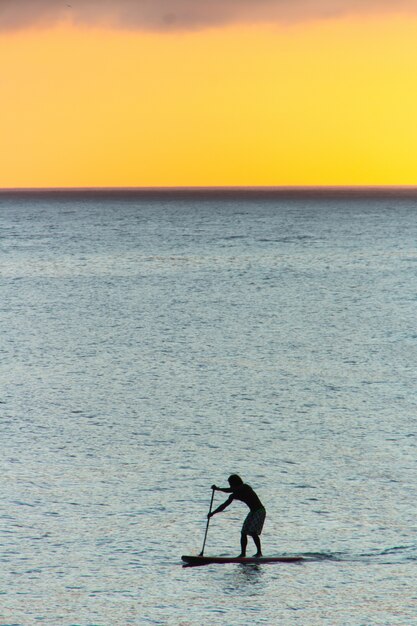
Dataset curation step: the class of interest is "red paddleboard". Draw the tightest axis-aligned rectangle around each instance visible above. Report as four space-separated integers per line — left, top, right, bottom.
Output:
182 555 303 566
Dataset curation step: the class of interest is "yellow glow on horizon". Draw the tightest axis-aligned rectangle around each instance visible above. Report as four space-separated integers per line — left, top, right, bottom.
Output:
1 18 417 187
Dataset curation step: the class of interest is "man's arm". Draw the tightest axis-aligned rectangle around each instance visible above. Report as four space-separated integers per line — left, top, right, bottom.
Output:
211 484 233 494
208 495 233 517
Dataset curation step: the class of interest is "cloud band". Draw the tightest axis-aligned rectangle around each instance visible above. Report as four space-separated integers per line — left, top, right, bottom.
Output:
1 0 417 31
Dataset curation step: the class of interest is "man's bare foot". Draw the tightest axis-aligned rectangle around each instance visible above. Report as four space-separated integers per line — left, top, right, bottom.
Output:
253 552 262 558
237 554 246 558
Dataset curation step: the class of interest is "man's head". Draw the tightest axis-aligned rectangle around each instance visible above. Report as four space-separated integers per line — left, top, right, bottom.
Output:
228 474 243 488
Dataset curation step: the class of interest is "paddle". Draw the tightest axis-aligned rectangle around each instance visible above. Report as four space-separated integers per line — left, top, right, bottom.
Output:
199 487 215 556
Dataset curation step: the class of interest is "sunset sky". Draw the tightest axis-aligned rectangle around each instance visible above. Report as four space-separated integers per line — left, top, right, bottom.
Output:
2 1 417 187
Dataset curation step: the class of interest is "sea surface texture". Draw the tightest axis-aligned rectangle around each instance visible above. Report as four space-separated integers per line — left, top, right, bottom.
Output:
1 189 416 625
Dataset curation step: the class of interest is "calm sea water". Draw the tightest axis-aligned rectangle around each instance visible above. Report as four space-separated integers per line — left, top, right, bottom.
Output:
1 189 416 625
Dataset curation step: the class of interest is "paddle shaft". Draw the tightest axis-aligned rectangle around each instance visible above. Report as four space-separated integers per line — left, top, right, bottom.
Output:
199 489 215 556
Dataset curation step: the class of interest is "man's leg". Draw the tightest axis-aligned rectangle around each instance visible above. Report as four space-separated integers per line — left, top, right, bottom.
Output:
251 534 262 557
239 532 248 557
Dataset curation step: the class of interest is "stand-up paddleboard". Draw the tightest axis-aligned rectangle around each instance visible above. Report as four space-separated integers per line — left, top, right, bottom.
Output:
182 555 303 566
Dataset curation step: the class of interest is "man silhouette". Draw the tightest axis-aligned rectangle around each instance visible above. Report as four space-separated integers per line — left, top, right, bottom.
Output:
209 474 266 557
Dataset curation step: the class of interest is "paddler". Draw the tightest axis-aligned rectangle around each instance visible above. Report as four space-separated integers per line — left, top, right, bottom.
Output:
208 474 266 557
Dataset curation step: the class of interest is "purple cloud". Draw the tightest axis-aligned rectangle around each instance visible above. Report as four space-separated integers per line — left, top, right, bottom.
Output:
1 0 416 31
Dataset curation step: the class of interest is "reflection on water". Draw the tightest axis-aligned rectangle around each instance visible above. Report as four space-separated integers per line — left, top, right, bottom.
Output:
224 564 264 594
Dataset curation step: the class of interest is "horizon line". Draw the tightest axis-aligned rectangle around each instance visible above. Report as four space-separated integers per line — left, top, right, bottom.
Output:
2 185 417 190
1 185 417 199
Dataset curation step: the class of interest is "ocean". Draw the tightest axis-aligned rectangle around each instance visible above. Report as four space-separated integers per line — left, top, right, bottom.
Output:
1 188 416 625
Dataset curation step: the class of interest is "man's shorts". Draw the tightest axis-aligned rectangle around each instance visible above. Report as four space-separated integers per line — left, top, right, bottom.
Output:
242 507 266 536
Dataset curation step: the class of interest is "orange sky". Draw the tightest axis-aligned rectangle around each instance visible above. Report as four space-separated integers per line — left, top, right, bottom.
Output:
1 15 417 187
